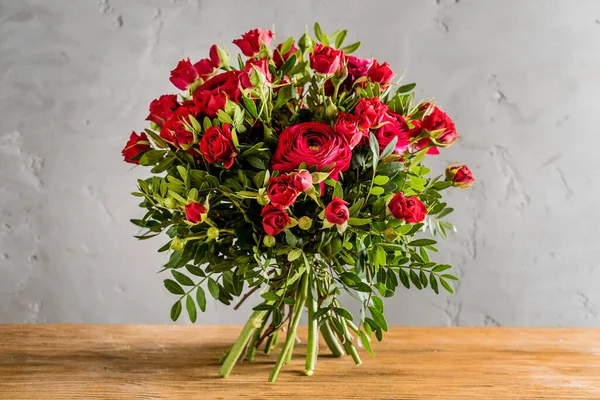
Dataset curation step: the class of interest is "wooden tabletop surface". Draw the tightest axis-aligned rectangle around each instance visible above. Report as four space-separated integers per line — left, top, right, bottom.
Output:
0 325 599 399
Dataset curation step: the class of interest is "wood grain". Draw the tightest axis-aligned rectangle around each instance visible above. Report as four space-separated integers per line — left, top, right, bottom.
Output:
0 325 599 399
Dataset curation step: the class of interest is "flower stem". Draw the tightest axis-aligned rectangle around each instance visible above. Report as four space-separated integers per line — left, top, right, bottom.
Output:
219 310 266 378
268 273 308 383
245 327 262 361
304 273 318 375
264 330 279 354
217 347 231 365
319 320 345 357
343 340 362 366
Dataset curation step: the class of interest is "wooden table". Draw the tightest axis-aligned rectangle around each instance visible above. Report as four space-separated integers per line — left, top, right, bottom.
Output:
0 325 599 399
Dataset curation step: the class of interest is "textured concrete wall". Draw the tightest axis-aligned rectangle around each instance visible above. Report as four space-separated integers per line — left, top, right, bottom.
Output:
1 0 599 326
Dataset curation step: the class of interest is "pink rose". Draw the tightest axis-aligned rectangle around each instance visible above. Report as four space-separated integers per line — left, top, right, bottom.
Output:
233 28 274 57
199 124 237 169
325 197 349 225
270 122 352 180
310 44 345 75
240 58 272 88
146 94 179 127
293 170 313 192
388 193 427 223
267 174 299 208
261 205 290 236
122 131 151 164
334 112 364 148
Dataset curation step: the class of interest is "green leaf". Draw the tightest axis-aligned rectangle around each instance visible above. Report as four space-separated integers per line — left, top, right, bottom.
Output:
431 264 452 273
348 217 372 226
172 270 195 286
261 292 280 301
164 279 185 295
373 175 390 186
429 274 439 294
334 29 347 48
372 296 384 312
279 36 295 56
379 136 398 160
369 307 388 332
314 22 329 45
370 186 384 196
434 181 453 190
440 278 455 294
409 269 422 290
341 41 361 54
436 207 454 219
399 268 410 288
442 274 459 281
186 295 197 323
397 83 416 93
170 300 182 321
358 330 375 356
139 150 166 166
369 132 379 167
196 286 206 312
408 239 437 246
374 245 386 267
334 307 353 321
246 156 265 170
275 84 295 108
207 278 220 299
288 248 302 262
242 96 258 117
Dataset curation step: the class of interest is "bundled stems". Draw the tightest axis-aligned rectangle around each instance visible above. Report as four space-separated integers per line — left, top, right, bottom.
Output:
219 309 267 378
304 272 319 375
319 320 345 357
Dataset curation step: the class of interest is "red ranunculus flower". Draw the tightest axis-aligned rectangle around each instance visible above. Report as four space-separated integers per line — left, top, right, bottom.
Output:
122 131 151 164
270 122 352 180
354 97 388 129
193 71 242 117
422 106 459 146
233 28 273 57
293 170 313 192
388 193 427 223
185 201 207 224
334 112 364 148
267 174 299 208
367 60 394 88
241 58 272 88
325 197 349 225
373 111 411 154
310 44 345 75
261 204 290 236
446 165 474 188
273 41 298 67
169 58 214 90
160 106 197 148
146 94 179 127
409 120 439 155
199 124 237 169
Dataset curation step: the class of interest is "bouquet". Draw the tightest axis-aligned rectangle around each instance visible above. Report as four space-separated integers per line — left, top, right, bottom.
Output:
122 24 474 382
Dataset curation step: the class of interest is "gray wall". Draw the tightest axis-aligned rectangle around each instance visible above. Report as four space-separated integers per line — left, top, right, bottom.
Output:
1 0 599 326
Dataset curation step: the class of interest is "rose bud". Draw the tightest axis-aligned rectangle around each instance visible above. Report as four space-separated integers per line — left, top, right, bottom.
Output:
293 170 313 192
310 44 345 75
422 106 459 147
240 58 272 89
146 94 179 127
209 44 229 69
334 112 364 148
367 60 394 88
232 28 273 57
122 131 151 164
169 58 214 91
185 201 207 224
199 124 238 169
261 205 290 236
207 227 219 240
273 40 298 67
267 174 299 208
446 165 474 188
298 216 313 230
325 197 350 225
388 193 427 223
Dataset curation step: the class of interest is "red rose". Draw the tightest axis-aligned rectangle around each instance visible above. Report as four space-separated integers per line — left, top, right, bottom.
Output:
293 170 313 192
160 106 197 148
261 204 290 236
185 201 207 224
354 97 388 129
193 71 242 117
334 112 364 148
122 131 151 164
240 58 272 88
325 197 349 225
310 44 345 75
409 120 439 155
267 174 299 208
146 94 179 127
422 106 459 146
273 41 298 67
373 111 411 154
446 165 474 188
199 124 237 169
233 28 273 57
169 58 214 90
388 193 427 223
270 122 352 180
367 60 394 88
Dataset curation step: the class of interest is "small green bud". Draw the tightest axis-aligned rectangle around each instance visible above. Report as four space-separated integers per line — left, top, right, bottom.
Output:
207 227 219 240
257 188 270 206
170 237 184 251
298 28 314 53
326 104 338 119
298 216 313 230
263 235 276 247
